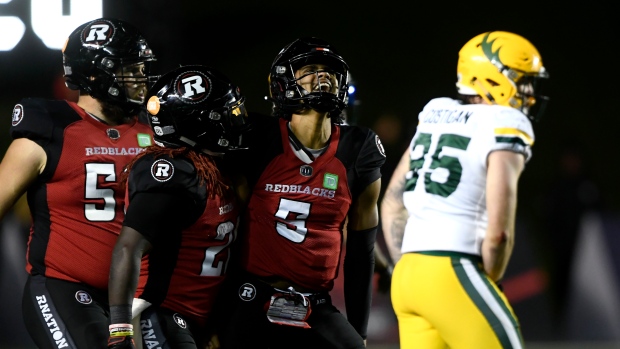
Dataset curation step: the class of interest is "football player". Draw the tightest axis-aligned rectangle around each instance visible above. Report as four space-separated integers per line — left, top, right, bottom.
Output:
221 37 386 349
107 65 248 349
381 31 549 349
0 18 156 349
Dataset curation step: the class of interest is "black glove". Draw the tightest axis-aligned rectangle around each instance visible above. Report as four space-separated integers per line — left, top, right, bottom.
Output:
108 324 136 349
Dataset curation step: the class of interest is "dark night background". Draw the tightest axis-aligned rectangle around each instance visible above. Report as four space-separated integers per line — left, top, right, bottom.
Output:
1 1 619 348
1 1 618 209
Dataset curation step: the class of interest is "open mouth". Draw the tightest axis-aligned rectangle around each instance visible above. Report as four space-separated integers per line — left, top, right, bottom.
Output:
313 81 332 92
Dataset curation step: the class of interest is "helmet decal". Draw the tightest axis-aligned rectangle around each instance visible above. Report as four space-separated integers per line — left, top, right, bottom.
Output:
174 71 211 104
11 104 24 126
480 33 503 69
81 19 116 48
147 95 160 115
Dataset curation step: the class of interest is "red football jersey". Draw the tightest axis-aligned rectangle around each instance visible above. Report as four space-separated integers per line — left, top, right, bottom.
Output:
124 153 239 326
238 115 385 291
10 98 152 290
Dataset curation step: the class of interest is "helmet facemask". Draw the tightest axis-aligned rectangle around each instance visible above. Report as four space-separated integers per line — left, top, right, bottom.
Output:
96 59 155 115
512 70 549 122
286 62 348 114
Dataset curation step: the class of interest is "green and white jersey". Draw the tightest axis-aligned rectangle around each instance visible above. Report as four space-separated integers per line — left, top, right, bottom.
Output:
401 97 534 255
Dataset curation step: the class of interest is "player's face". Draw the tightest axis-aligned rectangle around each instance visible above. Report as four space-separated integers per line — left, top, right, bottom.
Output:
517 79 536 108
295 64 338 94
117 62 147 104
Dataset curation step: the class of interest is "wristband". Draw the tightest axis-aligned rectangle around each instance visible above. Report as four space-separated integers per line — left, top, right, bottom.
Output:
109 323 134 337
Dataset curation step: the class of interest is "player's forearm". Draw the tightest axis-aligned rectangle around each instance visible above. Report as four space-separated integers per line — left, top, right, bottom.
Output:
484 151 522 281
380 151 410 263
481 230 513 281
380 181 407 263
109 245 142 307
483 193 516 281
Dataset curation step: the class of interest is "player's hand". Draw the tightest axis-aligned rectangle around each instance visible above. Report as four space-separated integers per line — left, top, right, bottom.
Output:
108 324 136 349
205 333 220 349
376 263 393 294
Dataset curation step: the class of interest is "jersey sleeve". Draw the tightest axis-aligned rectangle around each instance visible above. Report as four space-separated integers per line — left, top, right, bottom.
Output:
489 109 535 163
352 127 386 197
124 153 203 243
10 98 56 147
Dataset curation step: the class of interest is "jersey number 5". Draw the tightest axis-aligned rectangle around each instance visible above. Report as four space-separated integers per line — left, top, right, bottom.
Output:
84 163 116 221
405 133 471 197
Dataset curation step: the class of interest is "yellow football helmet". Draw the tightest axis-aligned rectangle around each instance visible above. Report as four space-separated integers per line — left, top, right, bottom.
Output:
456 31 549 120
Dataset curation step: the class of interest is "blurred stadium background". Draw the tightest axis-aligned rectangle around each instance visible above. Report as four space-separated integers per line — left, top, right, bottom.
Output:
1 1 619 348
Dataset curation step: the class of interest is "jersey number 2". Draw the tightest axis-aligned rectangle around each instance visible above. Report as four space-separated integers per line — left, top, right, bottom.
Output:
200 219 238 276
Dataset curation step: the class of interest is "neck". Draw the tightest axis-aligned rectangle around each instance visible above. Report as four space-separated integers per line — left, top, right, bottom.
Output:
289 110 331 149
77 94 124 126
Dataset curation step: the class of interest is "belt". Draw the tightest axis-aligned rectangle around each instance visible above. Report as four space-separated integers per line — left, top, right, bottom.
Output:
250 274 331 307
258 275 316 294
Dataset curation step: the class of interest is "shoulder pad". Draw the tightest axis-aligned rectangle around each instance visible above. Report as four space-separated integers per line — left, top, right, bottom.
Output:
128 153 199 197
10 98 79 143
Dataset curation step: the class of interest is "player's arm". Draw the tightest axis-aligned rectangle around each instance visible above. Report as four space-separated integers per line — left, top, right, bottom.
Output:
0 138 46 221
344 178 381 343
108 189 194 348
380 149 410 263
482 150 524 282
109 224 152 310
108 195 154 349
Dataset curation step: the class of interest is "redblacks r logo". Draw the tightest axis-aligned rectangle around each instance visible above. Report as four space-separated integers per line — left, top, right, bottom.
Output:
81 19 115 47
175 71 211 104
150 159 174 182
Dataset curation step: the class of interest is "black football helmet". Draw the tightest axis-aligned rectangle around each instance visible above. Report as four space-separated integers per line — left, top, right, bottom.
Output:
145 65 248 154
268 37 349 121
62 18 156 114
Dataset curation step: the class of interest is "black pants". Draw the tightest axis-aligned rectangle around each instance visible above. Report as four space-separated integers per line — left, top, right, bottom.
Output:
138 306 206 349
22 274 109 349
220 273 365 349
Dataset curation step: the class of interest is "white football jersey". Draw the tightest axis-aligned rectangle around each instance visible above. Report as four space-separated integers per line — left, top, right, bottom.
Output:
400 97 534 255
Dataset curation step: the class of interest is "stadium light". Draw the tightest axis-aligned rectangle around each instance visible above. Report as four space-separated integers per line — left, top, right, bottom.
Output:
0 0 102 51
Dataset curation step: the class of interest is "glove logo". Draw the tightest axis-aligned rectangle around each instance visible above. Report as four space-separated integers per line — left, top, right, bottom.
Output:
11 104 24 126
239 283 256 301
75 290 92 304
172 313 187 329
